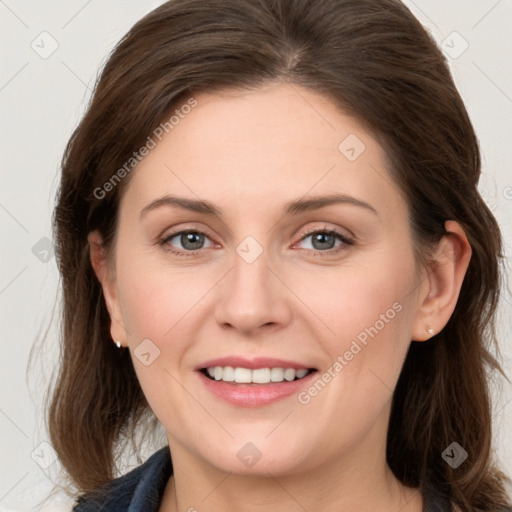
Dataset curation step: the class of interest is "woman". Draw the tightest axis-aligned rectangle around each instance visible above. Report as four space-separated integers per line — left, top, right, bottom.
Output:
48 0 511 510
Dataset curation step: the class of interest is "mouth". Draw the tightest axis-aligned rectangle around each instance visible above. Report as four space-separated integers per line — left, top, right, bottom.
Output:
200 366 316 384
195 359 319 407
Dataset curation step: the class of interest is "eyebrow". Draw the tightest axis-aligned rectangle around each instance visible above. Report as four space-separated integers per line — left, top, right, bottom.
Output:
139 193 378 219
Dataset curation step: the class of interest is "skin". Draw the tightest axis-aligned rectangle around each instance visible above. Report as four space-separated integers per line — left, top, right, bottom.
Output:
89 82 471 512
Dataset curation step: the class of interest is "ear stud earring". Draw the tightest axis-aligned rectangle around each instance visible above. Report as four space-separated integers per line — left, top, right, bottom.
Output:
115 340 123 348
426 326 435 336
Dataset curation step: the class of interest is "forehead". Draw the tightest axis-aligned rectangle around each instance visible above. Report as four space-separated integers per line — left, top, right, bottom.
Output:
121 83 405 221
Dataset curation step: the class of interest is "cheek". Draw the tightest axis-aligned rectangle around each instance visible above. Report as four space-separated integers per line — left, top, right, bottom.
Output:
295 254 417 404
117 266 209 422
299 257 416 348
117 255 216 344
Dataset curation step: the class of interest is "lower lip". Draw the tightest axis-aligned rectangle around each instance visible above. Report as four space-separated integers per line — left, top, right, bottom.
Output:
198 370 317 407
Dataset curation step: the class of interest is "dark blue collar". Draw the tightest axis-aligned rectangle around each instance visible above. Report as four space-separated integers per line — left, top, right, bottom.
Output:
73 446 172 511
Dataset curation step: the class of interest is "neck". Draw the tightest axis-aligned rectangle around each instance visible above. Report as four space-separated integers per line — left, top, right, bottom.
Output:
159 423 422 512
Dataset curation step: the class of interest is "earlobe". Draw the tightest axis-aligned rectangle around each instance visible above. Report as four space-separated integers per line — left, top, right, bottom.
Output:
411 221 472 341
87 230 127 345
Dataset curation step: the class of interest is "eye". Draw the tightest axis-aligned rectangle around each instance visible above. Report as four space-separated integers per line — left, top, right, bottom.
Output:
295 227 354 255
160 229 215 256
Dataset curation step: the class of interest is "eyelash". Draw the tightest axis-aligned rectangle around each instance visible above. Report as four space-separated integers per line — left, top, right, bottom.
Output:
159 226 354 258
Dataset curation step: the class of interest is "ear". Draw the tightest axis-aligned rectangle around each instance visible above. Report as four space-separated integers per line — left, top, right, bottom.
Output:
411 221 472 341
88 230 128 347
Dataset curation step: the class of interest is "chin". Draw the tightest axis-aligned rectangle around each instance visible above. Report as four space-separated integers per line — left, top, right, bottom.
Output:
195 435 317 477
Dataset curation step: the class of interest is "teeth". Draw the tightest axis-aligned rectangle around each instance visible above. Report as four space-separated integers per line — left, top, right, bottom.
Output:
252 368 271 384
222 366 235 381
204 366 311 384
296 369 308 379
284 368 295 381
270 368 284 382
234 367 252 383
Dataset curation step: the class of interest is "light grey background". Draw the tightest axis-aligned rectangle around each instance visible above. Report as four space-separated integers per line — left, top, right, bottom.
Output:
0 1 511 510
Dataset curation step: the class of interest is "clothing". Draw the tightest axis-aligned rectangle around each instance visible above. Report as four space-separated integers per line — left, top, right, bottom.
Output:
73 446 451 511
73 447 172 512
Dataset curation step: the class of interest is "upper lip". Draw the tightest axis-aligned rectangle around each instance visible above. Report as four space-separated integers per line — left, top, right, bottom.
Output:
195 357 314 371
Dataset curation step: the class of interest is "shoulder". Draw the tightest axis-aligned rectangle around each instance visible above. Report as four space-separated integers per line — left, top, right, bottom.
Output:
73 446 172 512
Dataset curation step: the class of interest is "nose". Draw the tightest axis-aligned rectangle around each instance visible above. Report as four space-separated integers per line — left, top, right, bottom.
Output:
214 242 293 337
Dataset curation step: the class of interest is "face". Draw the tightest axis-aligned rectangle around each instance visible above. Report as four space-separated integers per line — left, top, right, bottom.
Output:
105 83 428 476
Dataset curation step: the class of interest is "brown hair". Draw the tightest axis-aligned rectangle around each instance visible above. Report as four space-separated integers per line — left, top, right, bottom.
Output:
47 0 511 509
